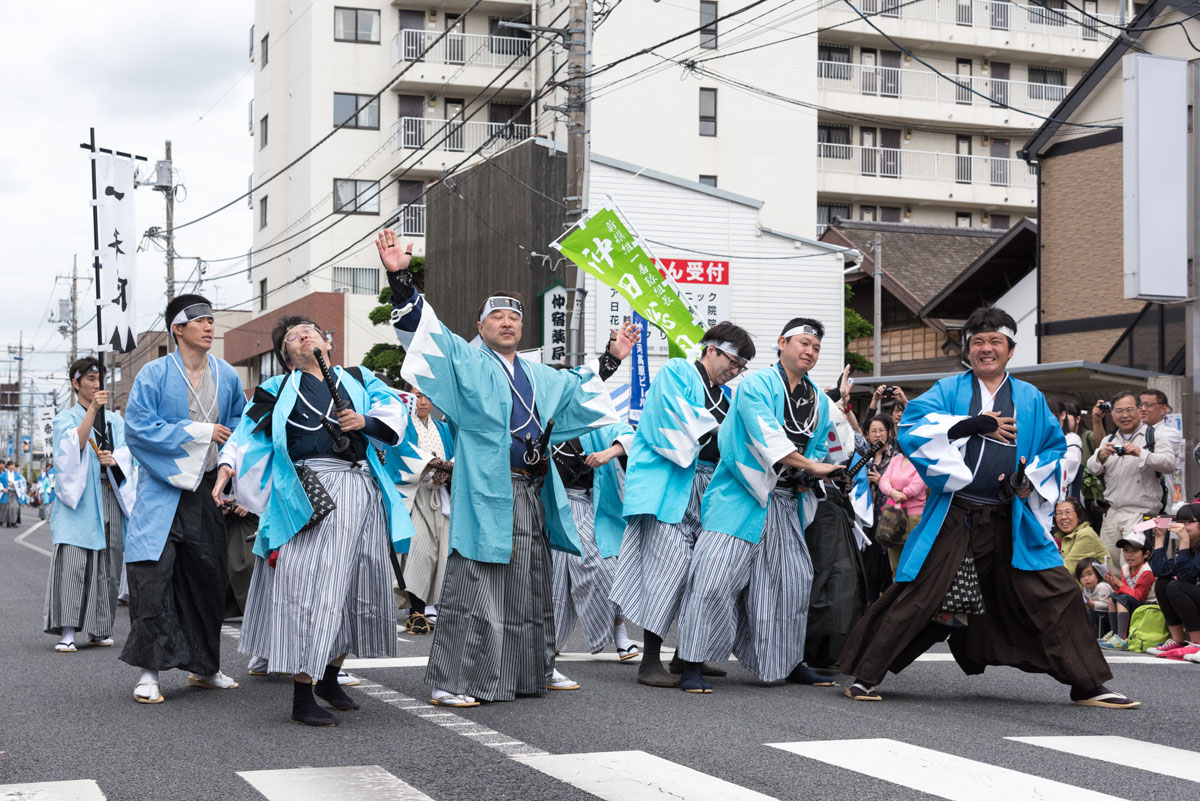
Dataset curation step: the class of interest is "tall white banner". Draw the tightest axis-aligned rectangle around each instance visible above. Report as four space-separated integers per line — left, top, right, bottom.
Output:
94 154 138 352
35 407 55 454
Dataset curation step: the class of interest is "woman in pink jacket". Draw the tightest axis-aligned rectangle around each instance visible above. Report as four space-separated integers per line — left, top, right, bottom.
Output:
878 451 928 577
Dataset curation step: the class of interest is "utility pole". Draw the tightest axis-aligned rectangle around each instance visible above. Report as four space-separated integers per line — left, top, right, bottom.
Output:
1186 61 1198 498
70 256 79 364
564 0 591 365
871 239 882 377
163 140 176 303
8 332 29 472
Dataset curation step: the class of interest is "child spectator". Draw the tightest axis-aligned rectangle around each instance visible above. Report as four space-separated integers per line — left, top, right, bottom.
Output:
1147 502 1200 659
1099 527 1156 649
1075 558 1112 638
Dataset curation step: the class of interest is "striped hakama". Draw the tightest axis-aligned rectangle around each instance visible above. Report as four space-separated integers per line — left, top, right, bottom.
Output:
43 483 123 638
237 458 397 678
609 462 714 638
4 493 18 525
402 480 451 606
553 487 618 653
677 488 814 683
425 474 555 701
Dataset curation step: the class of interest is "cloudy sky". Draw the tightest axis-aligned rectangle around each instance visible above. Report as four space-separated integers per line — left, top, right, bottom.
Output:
0 0 255 403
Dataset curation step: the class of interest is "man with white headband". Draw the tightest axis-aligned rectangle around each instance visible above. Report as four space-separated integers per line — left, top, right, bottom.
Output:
674 317 840 692
610 321 757 688
212 314 413 727
121 293 246 704
840 306 1138 709
376 228 638 707
42 356 135 653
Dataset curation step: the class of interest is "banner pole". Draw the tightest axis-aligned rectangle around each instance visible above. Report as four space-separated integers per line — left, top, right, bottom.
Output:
84 127 108 441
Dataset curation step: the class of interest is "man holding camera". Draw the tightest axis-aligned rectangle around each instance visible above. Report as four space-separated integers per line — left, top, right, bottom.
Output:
1087 390 1177 568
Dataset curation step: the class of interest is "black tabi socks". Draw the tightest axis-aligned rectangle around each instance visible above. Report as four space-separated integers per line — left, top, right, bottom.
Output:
315 664 360 712
292 680 339 727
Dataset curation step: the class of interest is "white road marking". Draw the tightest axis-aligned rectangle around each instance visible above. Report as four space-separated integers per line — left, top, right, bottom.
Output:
341 656 429 669
14 519 51 557
768 739 1127 801
1008 736 1200 774
910 652 1180 665
0 780 106 800
514 751 778 801
237 765 432 801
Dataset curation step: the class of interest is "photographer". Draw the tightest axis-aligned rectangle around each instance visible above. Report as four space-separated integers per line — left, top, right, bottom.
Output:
868 384 908 431
1086 391 1177 568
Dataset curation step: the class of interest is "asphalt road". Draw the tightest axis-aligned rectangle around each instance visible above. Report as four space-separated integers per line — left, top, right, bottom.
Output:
2 513 1196 801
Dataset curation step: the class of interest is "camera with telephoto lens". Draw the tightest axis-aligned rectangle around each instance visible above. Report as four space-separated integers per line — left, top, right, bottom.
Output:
1098 400 1113 414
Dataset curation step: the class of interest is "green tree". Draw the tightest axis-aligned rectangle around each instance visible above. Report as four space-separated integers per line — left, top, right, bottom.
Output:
844 282 874 374
362 256 425 385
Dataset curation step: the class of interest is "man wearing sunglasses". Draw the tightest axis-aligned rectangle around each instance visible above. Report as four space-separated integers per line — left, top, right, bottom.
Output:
610 321 758 688
212 315 413 726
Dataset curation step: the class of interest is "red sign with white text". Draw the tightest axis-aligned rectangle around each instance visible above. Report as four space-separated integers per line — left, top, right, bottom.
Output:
656 259 729 285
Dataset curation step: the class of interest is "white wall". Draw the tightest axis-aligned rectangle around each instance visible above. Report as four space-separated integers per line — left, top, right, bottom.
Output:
585 159 848 391
995 268 1038 368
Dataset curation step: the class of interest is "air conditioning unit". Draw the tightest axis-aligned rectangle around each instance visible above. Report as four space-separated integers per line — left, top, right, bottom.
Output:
333 286 351 294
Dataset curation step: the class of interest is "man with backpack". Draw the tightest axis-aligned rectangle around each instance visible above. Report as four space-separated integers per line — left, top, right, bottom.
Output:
1086 391 1177 568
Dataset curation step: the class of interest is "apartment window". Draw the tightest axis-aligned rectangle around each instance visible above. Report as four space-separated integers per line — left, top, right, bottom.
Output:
1027 66 1066 102
1028 0 1067 27
259 115 268 149
261 34 268 67
698 175 718 187
258 278 268 311
860 205 877 222
989 214 1011 230
334 7 381 43
700 2 718 49
157 345 168 359
334 92 380 129
259 196 268 230
817 123 852 159
956 211 973 227
699 88 717 136
248 24 255 61
818 203 851 228
333 178 381 215
332 266 382 296
817 43 851 79
956 59 973 105
489 17 532 55
881 206 902 223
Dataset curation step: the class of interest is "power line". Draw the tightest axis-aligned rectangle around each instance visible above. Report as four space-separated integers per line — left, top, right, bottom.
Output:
172 0 486 233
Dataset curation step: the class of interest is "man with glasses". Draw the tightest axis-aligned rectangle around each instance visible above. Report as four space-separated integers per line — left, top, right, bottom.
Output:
840 306 1136 708
1087 390 1177 568
673 317 839 692
610 321 757 688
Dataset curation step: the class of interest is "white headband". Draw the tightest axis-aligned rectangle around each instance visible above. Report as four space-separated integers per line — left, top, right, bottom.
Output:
171 302 214 328
706 340 743 361
782 324 823 341
965 325 1017 345
72 364 100 382
479 296 523 323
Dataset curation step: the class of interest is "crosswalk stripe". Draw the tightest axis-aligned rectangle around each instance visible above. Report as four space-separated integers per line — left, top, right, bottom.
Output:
341 656 429 669
1007 736 1200 772
768 739 1127 801
0 780 106 800
236 766 433 801
513 750 778 801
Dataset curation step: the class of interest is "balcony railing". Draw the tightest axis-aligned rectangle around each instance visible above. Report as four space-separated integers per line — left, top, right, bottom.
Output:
392 28 533 68
817 143 1037 189
821 0 1118 42
393 203 426 236
392 117 531 155
817 61 1069 114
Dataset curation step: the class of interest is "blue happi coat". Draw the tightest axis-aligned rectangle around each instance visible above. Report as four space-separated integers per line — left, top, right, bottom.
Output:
623 358 722 524
895 371 1066 582
123 354 246 562
386 416 455 510
701 364 832 543
220 366 415 557
37 467 55 505
391 293 620 563
50 404 136 550
0 469 29 505
554 422 635 559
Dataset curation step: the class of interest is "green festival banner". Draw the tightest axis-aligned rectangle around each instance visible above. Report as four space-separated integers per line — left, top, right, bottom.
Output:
553 205 705 359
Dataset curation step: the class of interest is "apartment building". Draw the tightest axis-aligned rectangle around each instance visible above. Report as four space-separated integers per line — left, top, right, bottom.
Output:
812 0 1124 234
238 1 821 380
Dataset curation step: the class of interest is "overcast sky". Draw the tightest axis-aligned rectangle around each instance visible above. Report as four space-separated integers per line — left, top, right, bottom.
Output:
0 0 255 402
